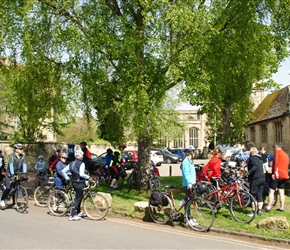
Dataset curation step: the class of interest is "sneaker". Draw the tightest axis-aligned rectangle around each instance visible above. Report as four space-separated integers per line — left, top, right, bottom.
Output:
69 215 81 221
52 205 58 211
265 206 271 212
257 210 262 216
276 208 284 212
0 200 5 208
78 212 87 218
188 218 198 227
12 204 18 209
179 198 186 207
247 211 255 217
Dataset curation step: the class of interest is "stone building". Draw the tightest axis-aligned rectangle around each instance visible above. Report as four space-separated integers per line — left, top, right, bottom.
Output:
245 85 290 155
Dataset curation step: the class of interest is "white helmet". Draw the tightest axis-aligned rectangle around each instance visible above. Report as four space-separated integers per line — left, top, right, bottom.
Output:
74 150 84 159
38 155 44 159
61 152 69 159
184 145 196 153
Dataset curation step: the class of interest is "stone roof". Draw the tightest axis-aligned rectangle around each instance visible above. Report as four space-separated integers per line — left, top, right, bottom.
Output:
249 85 290 124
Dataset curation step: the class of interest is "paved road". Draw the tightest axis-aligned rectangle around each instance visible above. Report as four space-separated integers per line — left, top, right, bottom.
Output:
0 202 288 249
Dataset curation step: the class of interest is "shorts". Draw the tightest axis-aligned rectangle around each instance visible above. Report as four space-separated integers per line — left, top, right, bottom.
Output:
270 178 287 190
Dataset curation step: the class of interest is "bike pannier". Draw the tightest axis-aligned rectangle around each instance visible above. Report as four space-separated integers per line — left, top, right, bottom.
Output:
196 182 207 194
16 172 28 182
149 190 168 206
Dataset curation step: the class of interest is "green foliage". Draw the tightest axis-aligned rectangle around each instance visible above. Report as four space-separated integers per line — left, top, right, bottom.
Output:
57 116 100 143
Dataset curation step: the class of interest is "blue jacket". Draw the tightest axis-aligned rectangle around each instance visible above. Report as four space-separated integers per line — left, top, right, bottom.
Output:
181 156 196 187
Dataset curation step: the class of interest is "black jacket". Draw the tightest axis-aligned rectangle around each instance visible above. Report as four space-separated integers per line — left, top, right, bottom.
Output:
248 154 264 180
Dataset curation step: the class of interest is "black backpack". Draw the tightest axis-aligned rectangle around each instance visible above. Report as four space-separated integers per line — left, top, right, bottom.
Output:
149 190 168 206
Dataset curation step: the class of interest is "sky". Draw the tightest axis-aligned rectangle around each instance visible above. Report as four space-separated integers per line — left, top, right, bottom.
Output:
271 57 290 87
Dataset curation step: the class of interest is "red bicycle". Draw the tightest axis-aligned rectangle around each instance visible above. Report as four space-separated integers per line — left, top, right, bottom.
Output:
202 177 257 223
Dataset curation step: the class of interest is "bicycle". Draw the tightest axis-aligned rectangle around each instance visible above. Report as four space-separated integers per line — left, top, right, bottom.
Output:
127 163 163 192
148 184 215 232
0 172 29 213
33 177 55 207
202 177 257 223
47 179 109 220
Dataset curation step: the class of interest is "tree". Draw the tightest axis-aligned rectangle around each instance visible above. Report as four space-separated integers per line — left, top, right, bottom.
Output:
1 0 289 188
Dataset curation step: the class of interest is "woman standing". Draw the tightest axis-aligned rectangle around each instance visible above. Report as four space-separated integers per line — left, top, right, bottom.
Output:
247 147 265 216
202 147 222 188
181 146 197 227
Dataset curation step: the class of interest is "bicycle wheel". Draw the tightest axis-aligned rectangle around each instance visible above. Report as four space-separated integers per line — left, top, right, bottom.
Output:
127 171 137 191
15 185 28 213
34 186 51 207
149 177 163 191
229 190 256 223
47 189 70 216
83 192 109 220
148 195 172 224
185 198 215 232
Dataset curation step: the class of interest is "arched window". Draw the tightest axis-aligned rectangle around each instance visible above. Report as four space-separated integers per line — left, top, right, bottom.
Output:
189 128 198 147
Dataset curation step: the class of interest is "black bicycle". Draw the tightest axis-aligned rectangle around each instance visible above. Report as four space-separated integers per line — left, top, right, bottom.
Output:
127 163 163 192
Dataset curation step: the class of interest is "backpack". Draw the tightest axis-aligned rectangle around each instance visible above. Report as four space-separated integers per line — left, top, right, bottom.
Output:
149 190 168 206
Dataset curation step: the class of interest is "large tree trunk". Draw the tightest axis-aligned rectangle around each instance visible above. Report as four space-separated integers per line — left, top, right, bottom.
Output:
137 137 152 190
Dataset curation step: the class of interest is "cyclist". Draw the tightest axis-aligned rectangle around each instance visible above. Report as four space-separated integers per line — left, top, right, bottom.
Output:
0 144 27 210
62 149 90 221
181 145 197 227
54 153 69 187
0 150 6 181
109 143 126 190
104 148 113 182
80 141 93 173
202 147 222 188
34 155 46 176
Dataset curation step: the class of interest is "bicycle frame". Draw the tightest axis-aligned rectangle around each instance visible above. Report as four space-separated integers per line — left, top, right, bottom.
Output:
203 180 251 211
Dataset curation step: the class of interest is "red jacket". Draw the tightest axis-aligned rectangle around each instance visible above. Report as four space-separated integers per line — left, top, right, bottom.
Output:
203 155 222 179
273 149 289 180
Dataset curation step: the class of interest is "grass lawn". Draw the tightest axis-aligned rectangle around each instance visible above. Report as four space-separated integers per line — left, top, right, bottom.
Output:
96 176 290 240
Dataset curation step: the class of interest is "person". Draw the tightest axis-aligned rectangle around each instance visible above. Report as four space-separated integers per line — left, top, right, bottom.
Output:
109 143 126 190
54 152 69 187
34 155 46 176
104 148 113 182
181 145 197 227
49 152 61 175
48 149 60 167
247 147 265 216
62 149 90 221
259 146 269 173
202 147 222 187
0 150 6 180
80 142 93 172
0 144 27 209
265 142 289 212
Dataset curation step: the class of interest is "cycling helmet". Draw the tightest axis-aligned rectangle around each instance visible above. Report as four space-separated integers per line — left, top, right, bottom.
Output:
74 150 84 159
118 143 126 149
14 143 23 149
61 152 69 159
184 145 196 153
38 155 44 159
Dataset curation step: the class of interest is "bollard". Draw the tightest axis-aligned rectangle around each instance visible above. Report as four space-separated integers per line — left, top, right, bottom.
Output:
169 165 172 177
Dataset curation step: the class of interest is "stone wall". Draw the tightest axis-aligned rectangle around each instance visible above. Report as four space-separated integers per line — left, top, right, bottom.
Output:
0 141 110 171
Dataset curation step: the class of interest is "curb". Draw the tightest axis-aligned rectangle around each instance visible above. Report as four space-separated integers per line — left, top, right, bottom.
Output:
112 210 290 245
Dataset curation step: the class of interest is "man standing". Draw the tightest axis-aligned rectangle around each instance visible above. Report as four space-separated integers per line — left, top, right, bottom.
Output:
0 144 27 209
265 142 289 212
80 142 93 172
